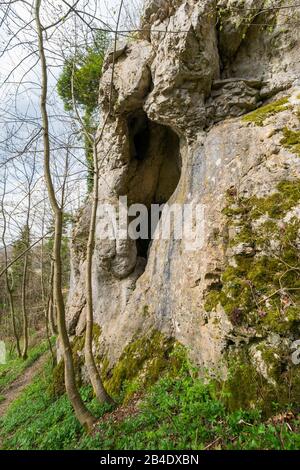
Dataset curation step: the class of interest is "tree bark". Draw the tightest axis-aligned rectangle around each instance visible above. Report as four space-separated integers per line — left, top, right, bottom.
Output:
40 215 56 365
82 0 124 405
84 145 113 404
35 0 95 429
69 54 113 404
1 173 21 357
5 272 21 358
48 261 57 335
21 226 29 360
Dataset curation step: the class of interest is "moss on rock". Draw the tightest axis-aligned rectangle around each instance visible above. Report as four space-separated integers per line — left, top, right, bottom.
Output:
92 323 102 342
50 359 65 397
249 180 300 219
205 180 300 334
242 97 290 126
102 330 185 398
49 334 88 397
222 347 300 416
206 177 300 414
280 127 300 157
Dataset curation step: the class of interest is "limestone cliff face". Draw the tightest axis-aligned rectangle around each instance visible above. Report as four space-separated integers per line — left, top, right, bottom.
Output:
67 0 300 405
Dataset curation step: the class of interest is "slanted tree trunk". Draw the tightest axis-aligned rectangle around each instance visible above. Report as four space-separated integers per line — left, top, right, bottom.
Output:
21 151 35 360
84 144 113 404
69 58 113 404
6 274 21 357
47 261 57 335
83 0 124 405
1 172 21 357
35 0 95 429
21 225 30 360
40 208 56 365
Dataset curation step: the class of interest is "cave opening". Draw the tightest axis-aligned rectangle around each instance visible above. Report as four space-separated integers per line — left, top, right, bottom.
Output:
127 110 182 261
128 112 150 161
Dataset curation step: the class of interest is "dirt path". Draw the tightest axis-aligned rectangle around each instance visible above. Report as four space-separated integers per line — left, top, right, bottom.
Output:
0 354 47 418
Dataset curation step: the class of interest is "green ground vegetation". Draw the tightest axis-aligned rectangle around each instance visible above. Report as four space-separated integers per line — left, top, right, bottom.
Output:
0 340 50 394
1 355 300 450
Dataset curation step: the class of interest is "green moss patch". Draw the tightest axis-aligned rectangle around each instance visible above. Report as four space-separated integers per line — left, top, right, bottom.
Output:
242 97 290 126
222 352 273 413
222 348 300 416
205 180 300 334
281 127 300 157
249 180 300 219
50 359 65 397
49 333 88 397
102 330 185 399
205 180 300 409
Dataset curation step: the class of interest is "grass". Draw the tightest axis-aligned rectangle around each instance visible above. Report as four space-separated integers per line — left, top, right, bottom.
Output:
1 358 300 450
0 340 50 394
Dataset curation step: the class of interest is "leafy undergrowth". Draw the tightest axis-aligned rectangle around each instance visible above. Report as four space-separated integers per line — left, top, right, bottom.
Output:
1 359 300 450
0 340 50 394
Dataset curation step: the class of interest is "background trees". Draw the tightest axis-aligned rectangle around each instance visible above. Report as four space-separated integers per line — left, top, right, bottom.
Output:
57 31 109 191
0 0 146 428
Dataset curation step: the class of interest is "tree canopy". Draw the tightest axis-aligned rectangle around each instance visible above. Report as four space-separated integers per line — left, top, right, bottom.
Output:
57 32 109 114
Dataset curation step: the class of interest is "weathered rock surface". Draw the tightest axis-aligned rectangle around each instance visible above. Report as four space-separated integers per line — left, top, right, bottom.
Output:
67 0 300 408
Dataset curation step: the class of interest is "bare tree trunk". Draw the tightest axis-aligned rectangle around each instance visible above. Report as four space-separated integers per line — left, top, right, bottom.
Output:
84 144 113 404
21 151 35 360
54 210 95 427
1 171 21 357
81 1 124 405
21 227 29 360
42 270 56 366
5 272 21 357
69 56 113 404
35 0 95 429
41 204 56 365
48 261 57 335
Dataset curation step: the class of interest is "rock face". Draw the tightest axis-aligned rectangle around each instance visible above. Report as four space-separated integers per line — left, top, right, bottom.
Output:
67 0 300 408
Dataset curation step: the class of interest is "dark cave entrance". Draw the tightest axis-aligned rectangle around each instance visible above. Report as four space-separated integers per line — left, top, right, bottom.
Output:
128 111 150 162
127 110 182 261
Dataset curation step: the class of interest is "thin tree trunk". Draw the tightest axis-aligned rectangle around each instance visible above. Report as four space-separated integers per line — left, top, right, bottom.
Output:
54 210 95 427
1 172 21 357
70 57 113 404
6 273 21 358
48 261 57 335
35 0 95 429
21 231 29 360
21 151 35 360
41 209 56 365
81 0 124 404
84 145 113 404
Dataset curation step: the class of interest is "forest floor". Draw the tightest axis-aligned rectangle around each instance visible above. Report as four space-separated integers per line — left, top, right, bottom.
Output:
1 355 300 450
0 353 47 418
